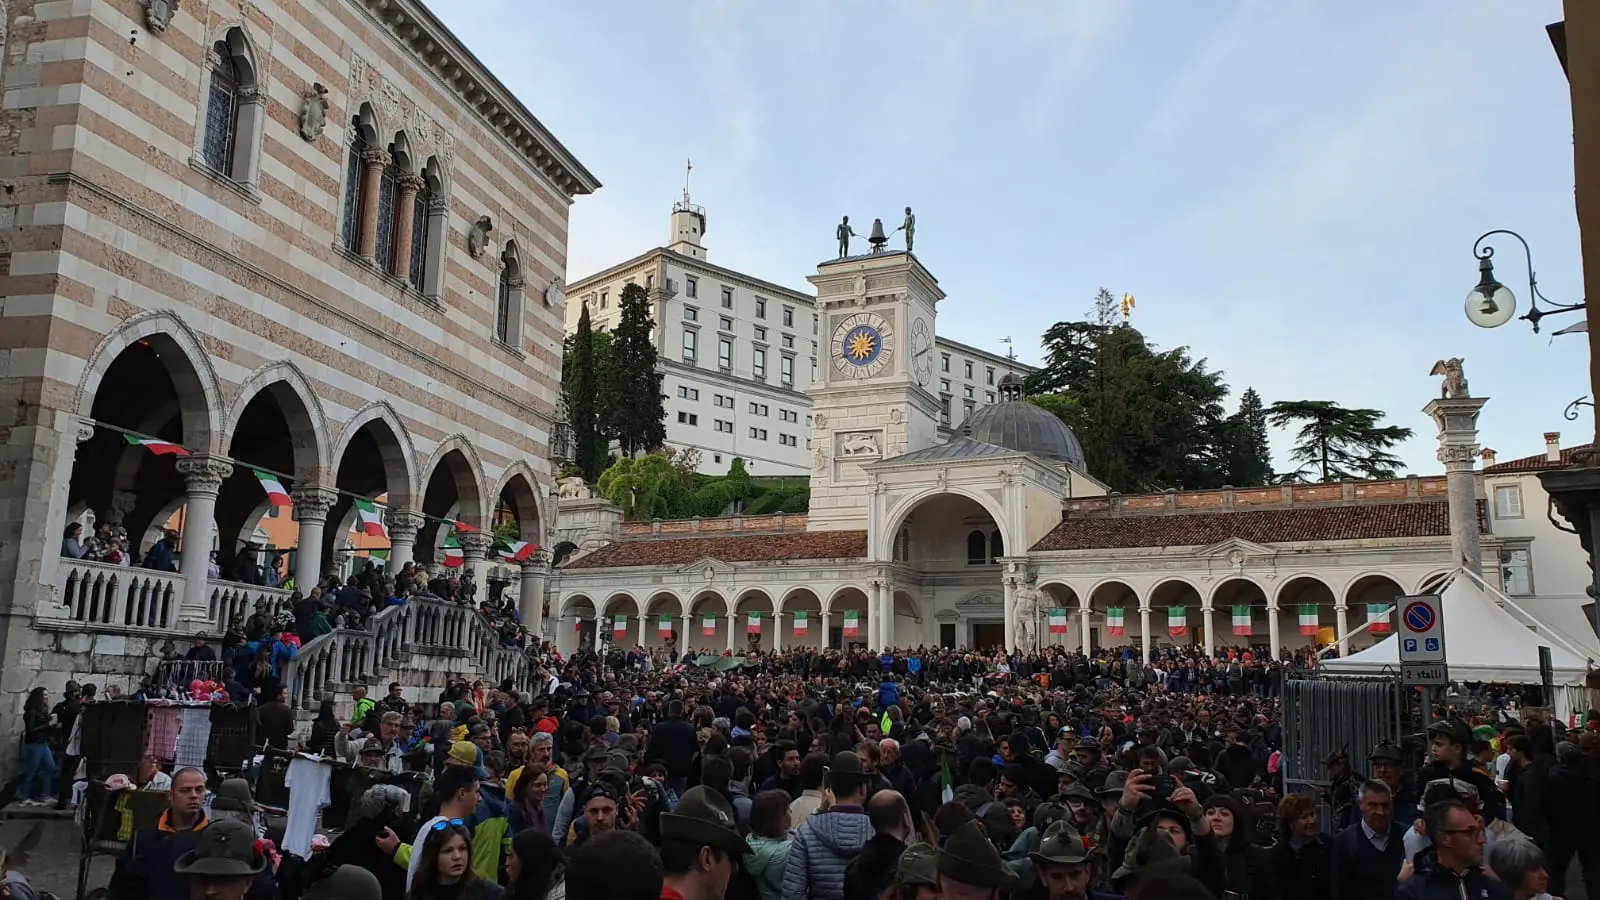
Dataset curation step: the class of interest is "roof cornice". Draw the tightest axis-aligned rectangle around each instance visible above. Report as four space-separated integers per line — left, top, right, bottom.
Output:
569 247 815 302
353 0 600 196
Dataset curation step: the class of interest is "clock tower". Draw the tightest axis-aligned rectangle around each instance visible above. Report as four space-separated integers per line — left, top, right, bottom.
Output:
806 248 944 532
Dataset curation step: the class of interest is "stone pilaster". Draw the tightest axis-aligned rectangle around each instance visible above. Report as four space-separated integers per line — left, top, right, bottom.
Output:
1424 395 1489 577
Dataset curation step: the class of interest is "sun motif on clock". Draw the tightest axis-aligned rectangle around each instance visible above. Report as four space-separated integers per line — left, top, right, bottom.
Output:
832 312 894 379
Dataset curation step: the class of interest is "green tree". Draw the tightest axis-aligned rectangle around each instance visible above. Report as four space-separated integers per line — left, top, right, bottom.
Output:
1267 400 1413 482
604 283 666 456
1220 387 1273 487
563 303 609 480
1026 393 1085 434
597 454 690 521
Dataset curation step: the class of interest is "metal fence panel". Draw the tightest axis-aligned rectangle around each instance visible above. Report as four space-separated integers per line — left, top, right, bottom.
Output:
1282 675 1405 791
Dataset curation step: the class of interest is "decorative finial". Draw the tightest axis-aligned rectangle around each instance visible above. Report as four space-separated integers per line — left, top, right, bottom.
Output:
1121 293 1136 323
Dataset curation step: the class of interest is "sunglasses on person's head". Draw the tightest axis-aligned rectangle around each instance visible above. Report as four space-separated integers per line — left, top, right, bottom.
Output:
431 818 466 831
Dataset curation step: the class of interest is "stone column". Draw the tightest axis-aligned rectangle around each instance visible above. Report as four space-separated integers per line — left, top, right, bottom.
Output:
1424 394 1489 577
773 612 783 652
636 614 650 649
175 455 233 627
1267 604 1282 659
384 508 425 572
458 531 492 607
878 580 894 650
1139 603 1152 662
1335 604 1350 656
726 613 738 653
356 146 390 260
1080 607 1092 655
1002 577 1018 652
391 173 425 277
1201 605 1215 658
679 614 691 659
289 487 337 594
520 553 548 638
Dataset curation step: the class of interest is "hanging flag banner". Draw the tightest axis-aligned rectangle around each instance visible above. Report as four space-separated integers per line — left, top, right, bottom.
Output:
612 616 628 639
701 614 717 635
1299 605 1319 636
1105 607 1125 636
1367 603 1392 633
746 612 761 634
1047 609 1068 635
497 540 537 563
1232 605 1252 636
122 433 189 456
843 610 860 638
254 470 292 508
574 619 583 632
353 498 387 537
658 615 674 638
793 611 809 634
451 520 479 534
1167 607 1187 637
441 534 463 567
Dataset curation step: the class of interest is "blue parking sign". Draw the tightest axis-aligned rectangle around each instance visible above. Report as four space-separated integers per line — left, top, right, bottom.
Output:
1403 638 1418 653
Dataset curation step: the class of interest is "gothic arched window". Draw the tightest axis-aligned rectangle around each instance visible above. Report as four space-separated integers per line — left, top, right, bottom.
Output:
201 41 241 174
373 153 400 272
340 125 366 252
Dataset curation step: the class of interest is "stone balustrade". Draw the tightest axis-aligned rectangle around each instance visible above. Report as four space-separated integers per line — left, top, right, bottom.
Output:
209 580 295 630
50 559 294 635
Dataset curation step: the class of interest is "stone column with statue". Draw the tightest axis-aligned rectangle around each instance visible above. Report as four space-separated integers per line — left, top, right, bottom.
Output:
1425 358 1487 577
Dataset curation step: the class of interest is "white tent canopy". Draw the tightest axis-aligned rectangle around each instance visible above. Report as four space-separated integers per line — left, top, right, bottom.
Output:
1321 573 1593 719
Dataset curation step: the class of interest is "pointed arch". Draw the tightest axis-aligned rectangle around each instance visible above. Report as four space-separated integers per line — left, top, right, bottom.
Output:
333 401 418 510
421 435 489 525
74 310 223 453
223 361 331 483
491 460 548 545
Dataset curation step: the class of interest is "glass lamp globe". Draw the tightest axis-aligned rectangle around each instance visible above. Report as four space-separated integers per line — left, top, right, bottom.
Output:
1465 282 1516 328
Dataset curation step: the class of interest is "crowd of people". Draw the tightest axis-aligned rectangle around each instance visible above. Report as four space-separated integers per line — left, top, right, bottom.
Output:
47 635 1592 900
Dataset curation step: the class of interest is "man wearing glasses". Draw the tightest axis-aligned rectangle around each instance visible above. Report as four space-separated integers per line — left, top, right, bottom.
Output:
1396 800 1510 900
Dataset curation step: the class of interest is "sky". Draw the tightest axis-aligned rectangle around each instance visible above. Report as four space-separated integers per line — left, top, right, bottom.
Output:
437 0 1589 476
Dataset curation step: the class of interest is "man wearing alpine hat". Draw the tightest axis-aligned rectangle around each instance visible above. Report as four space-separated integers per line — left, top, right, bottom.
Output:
170 818 272 900
936 820 1021 900
657 785 749 900
1030 820 1119 900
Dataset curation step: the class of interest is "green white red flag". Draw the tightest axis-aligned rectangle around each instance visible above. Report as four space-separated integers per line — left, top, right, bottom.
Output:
1167 607 1186 637
353 498 386 537
123 433 187 456
1232 606 1252 636
658 615 674 638
793 611 808 634
1367 604 1391 634
1047 609 1068 635
701 614 717 635
843 610 860 638
441 534 463 567
1105 607 1125 636
746 612 761 634
254 470 292 507
498 540 537 562
1299 605 1319 636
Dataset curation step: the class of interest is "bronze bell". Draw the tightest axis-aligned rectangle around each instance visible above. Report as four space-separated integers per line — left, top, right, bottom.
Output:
868 217 888 252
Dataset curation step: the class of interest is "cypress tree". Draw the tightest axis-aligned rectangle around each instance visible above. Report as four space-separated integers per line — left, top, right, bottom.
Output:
565 302 608 480
605 282 666 456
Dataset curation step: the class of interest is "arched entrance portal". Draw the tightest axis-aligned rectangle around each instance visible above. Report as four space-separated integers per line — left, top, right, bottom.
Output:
883 490 1009 651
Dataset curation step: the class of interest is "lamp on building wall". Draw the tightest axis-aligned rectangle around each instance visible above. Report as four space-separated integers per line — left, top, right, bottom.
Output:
1466 230 1587 333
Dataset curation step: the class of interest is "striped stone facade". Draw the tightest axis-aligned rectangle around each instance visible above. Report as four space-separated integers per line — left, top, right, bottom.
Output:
0 0 595 744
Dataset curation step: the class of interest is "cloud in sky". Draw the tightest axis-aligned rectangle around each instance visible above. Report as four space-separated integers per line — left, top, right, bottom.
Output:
437 0 1586 474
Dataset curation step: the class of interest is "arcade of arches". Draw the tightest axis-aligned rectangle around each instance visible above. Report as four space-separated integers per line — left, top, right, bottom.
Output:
48 321 553 635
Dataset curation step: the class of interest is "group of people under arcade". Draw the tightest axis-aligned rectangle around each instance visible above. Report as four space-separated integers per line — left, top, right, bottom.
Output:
45 635 1594 900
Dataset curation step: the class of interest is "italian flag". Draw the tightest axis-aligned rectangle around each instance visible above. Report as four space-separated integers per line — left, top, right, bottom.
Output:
793 611 809 635
1167 607 1186 637
1367 604 1392 634
452 519 479 534
657 615 673 638
1047 609 1068 635
843 610 860 638
353 498 386 537
498 540 537 563
746 612 761 634
123 433 188 456
441 534 463 567
1105 607 1125 636
254 470 292 507
1232 606 1252 636
1298 605 1319 636
701 614 716 635
612 616 628 639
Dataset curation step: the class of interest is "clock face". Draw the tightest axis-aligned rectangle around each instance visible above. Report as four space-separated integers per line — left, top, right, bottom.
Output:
833 312 894 379
911 319 933 386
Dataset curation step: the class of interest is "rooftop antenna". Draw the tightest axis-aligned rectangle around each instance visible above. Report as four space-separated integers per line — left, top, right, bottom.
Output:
683 158 692 206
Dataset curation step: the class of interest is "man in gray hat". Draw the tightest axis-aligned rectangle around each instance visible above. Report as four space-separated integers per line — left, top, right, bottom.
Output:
659 786 749 900
896 842 939 900
170 818 267 900
936 820 1020 900
1031 821 1105 900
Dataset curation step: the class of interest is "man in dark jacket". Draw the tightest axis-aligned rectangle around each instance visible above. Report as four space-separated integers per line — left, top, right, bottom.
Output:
1215 728 1261 791
108 767 210 900
647 699 699 795
843 790 910 900
1395 800 1511 900
1329 779 1406 900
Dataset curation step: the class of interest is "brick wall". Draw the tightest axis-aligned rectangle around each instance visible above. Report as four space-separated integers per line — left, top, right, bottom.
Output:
1060 475 1450 517
618 513 810 539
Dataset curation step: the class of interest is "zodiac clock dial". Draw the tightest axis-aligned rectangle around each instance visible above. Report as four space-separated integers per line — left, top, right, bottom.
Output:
832 312 894 379
911 319 933 386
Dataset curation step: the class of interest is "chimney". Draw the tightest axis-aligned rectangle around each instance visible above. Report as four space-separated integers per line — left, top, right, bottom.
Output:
1545 431 1562 462
1481 448 1497 467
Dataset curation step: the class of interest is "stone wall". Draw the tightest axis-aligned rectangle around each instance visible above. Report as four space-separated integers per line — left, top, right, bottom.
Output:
1060 476 1450 516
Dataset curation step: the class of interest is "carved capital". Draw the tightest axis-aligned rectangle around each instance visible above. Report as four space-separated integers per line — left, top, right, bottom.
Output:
360 147 392 168
397 172 426 194
1436 444 1480 466
427 195 448 214
457 531 493 557
289 487 338 521
175 455 233 495
384 508 426 540
236 85 267 105
520 551 551 574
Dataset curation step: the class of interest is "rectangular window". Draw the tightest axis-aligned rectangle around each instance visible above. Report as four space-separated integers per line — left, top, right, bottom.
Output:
645 273 654 290
682 329 697 363
941 354 951 373
985 391 996 403
718 339 733 371
713 394 731 409
748 403 769 416
1494 484 1523 519
719 316 734 332
780 434 797 447
755 299 767 319
964 386 974 399
685 277 698 298
683 306 698 322
813 314 819 335
782 334 794 349
811 360 817 382
715 419 733 433
749 427 768 440
720 286 733 308
754 326 767 341
940 397 951 426
753 347 767 380
1500 547 1533 595
782 306 794 327
940 379 951 394
963 400 975 419
964 360 974 379
780 355 794 387
986 366 995 385
676 412 698 426
677 386 699 400
600 291 609 309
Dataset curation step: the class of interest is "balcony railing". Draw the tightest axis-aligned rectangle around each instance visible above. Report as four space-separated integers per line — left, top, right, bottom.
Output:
52 559 294 634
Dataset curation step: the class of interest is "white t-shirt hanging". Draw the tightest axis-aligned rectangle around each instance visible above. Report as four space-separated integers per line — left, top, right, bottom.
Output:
282 754 333 858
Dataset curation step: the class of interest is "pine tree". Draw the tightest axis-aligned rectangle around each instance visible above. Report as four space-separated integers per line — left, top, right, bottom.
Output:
565 302 608 480
605 283 666 456
1268 400 1413 482
1222 387 1274 486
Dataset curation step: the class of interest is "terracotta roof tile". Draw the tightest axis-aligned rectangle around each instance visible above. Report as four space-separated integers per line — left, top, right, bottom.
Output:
1030 501 1455 552
561 530 867 570
1482 444 1593 475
